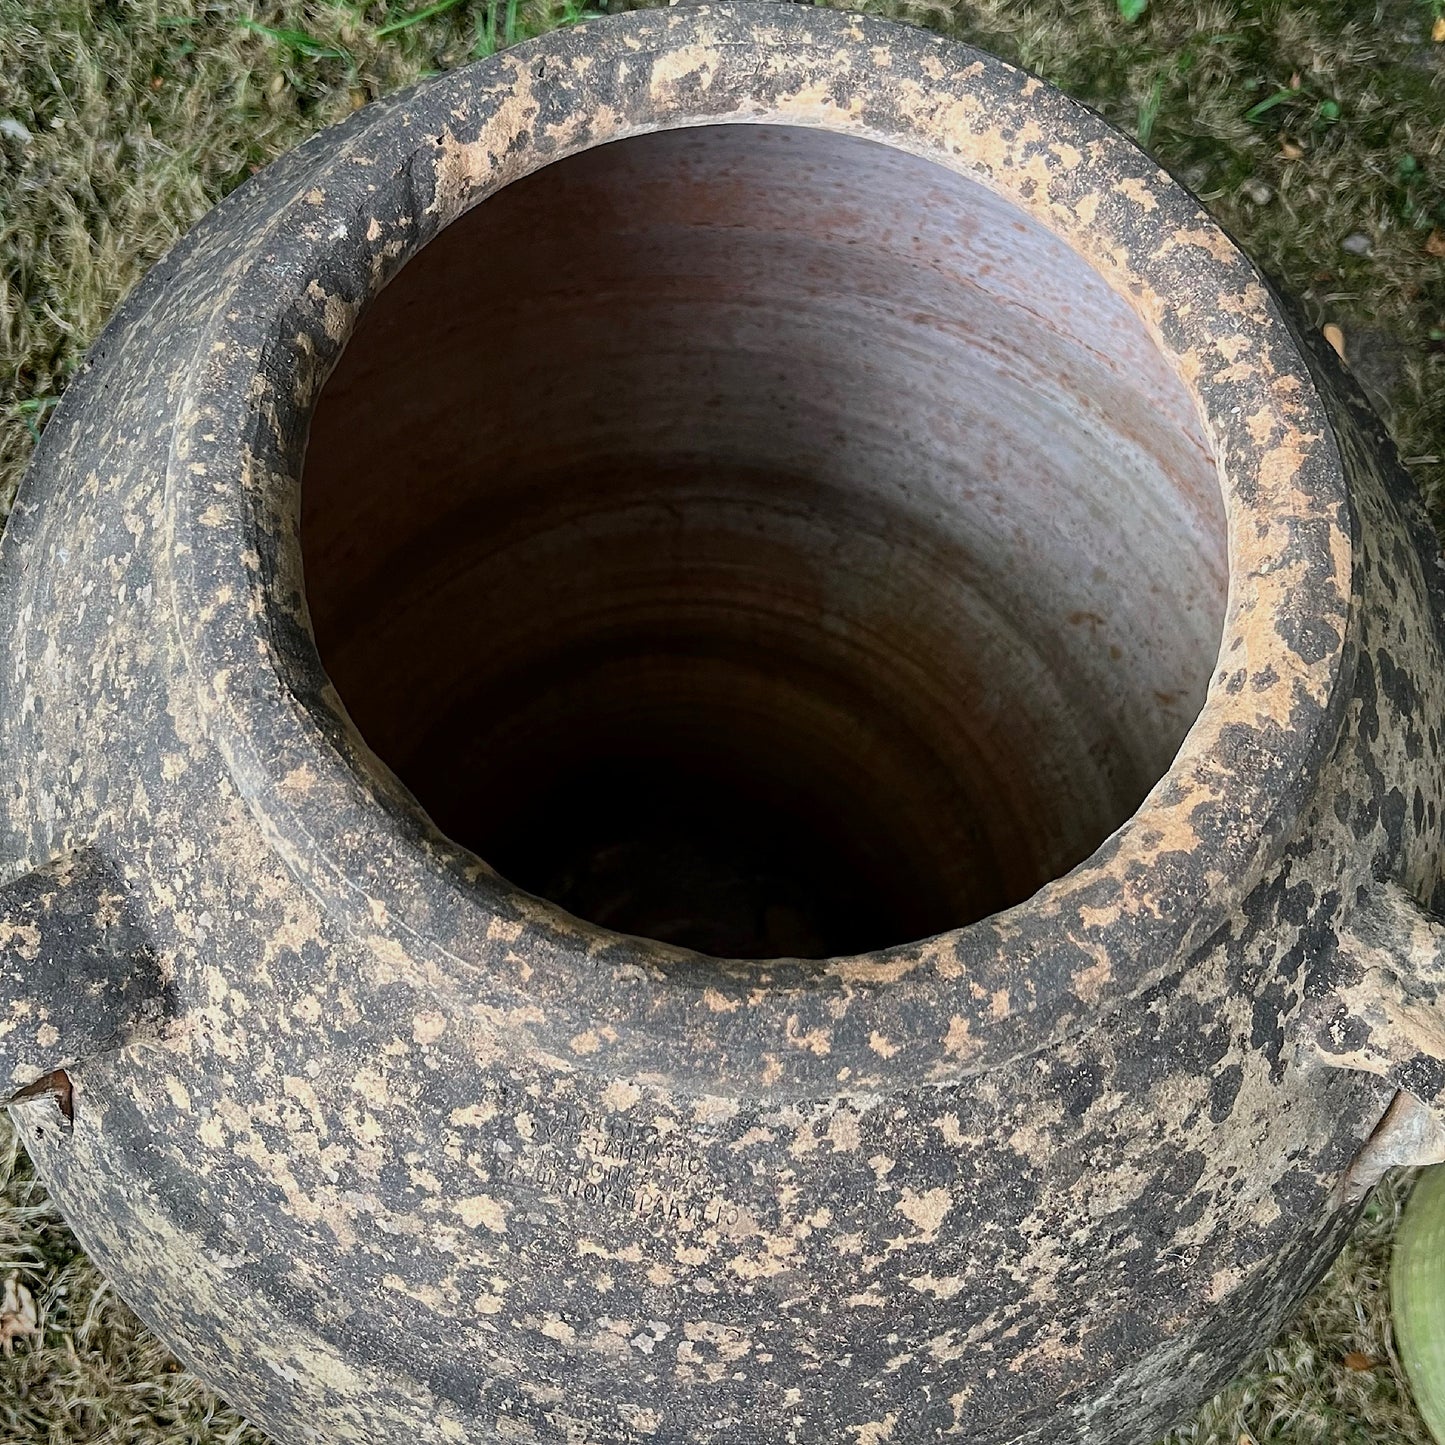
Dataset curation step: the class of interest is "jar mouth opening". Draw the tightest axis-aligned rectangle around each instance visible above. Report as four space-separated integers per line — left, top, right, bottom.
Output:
166 4 1352 1086
300 119 1231 962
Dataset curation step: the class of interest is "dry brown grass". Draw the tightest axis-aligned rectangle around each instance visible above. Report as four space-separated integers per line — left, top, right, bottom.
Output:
1 0 1443 1440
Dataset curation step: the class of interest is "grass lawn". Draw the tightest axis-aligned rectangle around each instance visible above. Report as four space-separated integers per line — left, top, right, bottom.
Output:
1 0 1443 1441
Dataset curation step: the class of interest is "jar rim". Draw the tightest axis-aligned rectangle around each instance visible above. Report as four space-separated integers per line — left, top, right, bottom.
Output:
166 2 1354 1096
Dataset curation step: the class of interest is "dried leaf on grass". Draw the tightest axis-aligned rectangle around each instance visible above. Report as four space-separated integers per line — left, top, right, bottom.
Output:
0 1271 39 1355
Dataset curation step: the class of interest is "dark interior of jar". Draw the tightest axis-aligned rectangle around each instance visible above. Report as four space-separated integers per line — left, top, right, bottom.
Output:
301 123 1227 961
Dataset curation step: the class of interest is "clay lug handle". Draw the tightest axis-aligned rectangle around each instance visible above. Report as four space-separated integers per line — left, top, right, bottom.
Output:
1302 882 1445 1101
0 851 175 1096
1300 881 1445 1193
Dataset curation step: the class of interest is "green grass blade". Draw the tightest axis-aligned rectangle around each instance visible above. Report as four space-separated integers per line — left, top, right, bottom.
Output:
375 0 468 38
1137 75 1163 147
237 18 349 59
1244 87 1295 121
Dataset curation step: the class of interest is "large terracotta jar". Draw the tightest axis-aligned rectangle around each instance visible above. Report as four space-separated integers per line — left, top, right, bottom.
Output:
4 6 1445 1443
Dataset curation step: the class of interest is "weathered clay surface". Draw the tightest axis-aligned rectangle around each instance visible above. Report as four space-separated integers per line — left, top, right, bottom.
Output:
1 6 1444 1444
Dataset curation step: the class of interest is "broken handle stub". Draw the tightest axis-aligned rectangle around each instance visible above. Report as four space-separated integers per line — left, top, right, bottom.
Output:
0 850 174 1108
1299 880 1445 1197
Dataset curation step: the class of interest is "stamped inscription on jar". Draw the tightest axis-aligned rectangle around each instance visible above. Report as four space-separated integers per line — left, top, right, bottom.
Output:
451 1083 744 1231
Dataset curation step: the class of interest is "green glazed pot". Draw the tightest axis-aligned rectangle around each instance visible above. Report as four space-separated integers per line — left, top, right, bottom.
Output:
1395 1165 1445 1442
